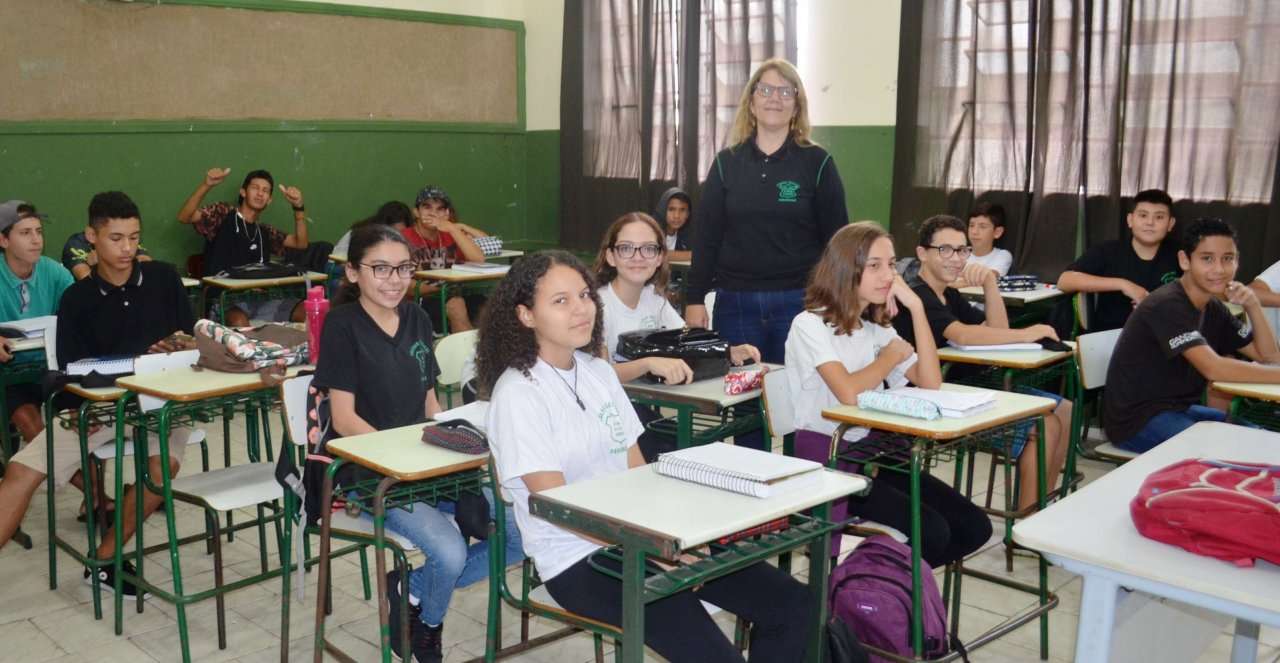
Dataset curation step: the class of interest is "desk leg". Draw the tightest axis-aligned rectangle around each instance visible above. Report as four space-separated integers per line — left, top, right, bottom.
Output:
1035 416 1050 660
1074 574 1119 663
806 506 833 663
1229 620 1259 663
112 396 132 636
313 462 338 663
373 477 397 663
156 407 194 663
676 405 693 449
619 543 646 663
909 440 925 657
439 284 450 335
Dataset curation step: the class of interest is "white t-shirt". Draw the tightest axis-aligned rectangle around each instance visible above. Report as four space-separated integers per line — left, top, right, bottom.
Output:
486 351 644 581
598 282 685 360
784 311 917 441
1252 260 1280 340
665 233 678 250
967 248 1013 276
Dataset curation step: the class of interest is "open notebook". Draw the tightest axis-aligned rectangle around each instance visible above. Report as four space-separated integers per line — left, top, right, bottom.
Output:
655 442 821 498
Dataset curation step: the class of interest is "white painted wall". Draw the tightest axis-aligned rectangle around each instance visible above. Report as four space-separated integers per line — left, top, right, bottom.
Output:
295 0 563 130
798 1 901 127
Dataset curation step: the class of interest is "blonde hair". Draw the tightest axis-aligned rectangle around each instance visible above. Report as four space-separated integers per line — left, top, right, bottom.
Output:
728 58 814 147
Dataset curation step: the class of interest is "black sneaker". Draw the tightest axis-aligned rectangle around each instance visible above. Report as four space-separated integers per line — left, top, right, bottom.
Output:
410 620 443 663
83 560 147 601
387 569 420 660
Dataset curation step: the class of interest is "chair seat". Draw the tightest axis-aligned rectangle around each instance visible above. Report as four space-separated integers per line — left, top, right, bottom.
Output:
327 511 419 551
1094 442 1139 460
529 583 722 617
170 462 281 512
91 429 208 460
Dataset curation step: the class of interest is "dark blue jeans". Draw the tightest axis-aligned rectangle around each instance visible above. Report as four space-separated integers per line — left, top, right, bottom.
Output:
713 288 804 451
1116 404 1233 454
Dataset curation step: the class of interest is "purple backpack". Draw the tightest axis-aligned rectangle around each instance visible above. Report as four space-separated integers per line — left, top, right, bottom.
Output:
829 535 959 661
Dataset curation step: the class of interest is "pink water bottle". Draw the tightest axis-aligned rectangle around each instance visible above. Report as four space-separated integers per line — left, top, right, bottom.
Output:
305 286 330 365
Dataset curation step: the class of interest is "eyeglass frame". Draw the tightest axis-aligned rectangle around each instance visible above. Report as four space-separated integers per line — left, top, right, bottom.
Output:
610 242 663 259
353 262 418 280
753 83 799 100
925 244 975 260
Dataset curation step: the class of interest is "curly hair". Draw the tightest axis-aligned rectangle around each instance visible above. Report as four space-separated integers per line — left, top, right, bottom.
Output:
804 222 893 334
475 250 606 399
591 212 670 294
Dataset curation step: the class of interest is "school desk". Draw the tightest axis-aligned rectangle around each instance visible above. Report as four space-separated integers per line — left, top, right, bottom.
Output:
312 424 488 663
414 267 509 334
622 363 780 449
529 463 868 663
107 365 308 663
201 271 328 321
331 249 523 264
823 384 1058 660
1212 381 1280 433
1012 421 1280 663
958 283 1065 307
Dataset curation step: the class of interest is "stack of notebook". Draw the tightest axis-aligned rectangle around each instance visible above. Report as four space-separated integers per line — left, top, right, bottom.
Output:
859 386 997 419
655 442 822 498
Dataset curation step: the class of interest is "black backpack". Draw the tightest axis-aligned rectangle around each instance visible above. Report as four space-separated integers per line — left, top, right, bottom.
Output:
221 261 303 280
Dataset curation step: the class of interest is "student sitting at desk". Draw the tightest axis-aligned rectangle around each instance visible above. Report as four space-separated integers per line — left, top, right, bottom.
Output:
481 251 807 662
0 191 199 599
591 212 759 461
403 185 489 333
176 166 310 327
315 224 522 663
0 200 74 446
785 221 991 565
964 202 1013 277
61 230 151 280
1104 218 1280 453
1057 189 1182 332
654 187 692 263
894 215 1073 513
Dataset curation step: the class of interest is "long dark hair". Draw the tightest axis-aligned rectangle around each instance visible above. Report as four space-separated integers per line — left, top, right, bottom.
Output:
475 251 605 399
352 200 413 232
333 225 414 307
591 212 670 294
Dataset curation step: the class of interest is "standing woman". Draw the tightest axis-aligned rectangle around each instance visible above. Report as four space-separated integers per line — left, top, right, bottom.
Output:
685 58 848 362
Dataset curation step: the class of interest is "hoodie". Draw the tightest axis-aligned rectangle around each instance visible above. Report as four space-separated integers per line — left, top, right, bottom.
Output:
654 187 692 252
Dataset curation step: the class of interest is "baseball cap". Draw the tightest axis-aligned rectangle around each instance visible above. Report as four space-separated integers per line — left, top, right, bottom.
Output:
0 200 47 234
414 185 452 209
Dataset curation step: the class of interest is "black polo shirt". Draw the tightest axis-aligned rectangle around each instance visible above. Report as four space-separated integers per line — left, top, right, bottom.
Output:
1103 281 1251 443
893 282 989 382
56 261 196 368
313 301 440 431
687 136 848 301
1066 239 1181 332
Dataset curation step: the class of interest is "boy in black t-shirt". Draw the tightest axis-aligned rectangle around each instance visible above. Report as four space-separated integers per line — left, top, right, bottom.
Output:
0 192 198 599
1104 218 1280 453
893 215 1073 511
1058 189 1182 331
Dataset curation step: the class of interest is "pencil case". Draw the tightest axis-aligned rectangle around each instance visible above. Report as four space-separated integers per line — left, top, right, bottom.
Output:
856 390 941 420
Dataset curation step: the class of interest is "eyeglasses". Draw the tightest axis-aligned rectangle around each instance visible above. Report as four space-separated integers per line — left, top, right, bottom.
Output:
754 83 798 100
611 242 662 259
356 262 417 279
927 245 974 259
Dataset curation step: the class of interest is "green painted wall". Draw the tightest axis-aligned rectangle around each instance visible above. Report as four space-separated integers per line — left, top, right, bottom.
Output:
811 125 896 227
0 126 533 268
520 129 561 249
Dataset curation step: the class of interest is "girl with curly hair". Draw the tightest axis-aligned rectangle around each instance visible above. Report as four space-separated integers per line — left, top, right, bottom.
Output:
480 251 806 662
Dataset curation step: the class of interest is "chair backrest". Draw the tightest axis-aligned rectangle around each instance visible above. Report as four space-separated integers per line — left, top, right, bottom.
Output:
761 368 794 439
434 329 479 386
1073 292 1093 335
1075 328 1122 390
281 373 315 447
134 349 201 412
703 291 717 330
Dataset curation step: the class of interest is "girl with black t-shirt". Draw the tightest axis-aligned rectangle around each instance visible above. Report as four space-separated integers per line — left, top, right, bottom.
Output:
314 225 522 663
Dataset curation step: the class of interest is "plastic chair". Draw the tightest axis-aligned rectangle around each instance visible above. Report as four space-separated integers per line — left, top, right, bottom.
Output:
1073 329 1137 462
433 329 479 409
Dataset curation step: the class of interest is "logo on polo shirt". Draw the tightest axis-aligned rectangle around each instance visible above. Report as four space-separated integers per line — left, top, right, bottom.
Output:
1168 331 1203 350
597 401 629 453
408 340 432 383
1161 271 1178 285
776 180 800 203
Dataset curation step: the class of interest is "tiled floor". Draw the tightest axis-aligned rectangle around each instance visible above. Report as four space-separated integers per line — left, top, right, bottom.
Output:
0 417 1275 662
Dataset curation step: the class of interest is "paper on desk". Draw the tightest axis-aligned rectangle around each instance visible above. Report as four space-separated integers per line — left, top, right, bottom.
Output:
890 386 996 418
947 341 1042 352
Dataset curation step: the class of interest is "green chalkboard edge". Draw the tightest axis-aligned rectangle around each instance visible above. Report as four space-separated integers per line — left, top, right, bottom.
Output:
4 0 527 134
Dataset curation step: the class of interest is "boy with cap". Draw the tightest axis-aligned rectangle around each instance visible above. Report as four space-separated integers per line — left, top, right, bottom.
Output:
0 200 74 444
176 166 309 327
403 185 489 331
0 192 198 600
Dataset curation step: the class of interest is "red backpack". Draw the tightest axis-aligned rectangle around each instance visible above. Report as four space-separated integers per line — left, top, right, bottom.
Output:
1130 458 1280 567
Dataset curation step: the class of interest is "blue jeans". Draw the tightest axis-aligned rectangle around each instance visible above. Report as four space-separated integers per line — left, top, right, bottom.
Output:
356 487 524 625
713 288 804 451
1117 405 1229 454
1010 387 1064 458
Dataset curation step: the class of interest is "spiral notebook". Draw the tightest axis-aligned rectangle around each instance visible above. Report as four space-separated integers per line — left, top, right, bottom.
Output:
655 442 822 498
66 355 135 377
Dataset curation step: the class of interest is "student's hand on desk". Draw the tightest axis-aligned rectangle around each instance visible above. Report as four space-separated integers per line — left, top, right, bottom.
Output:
1226 281 1259 309
728 344 761 366
0 340 12 363
1019 324 1059 342
1120 280 1149 306
278 185 304 208
684 304 708 329
204 167 231 188
646 357 694 384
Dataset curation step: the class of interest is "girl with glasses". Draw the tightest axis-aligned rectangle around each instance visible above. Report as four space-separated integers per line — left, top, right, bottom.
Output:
591 212 759 460
316 224 523 663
